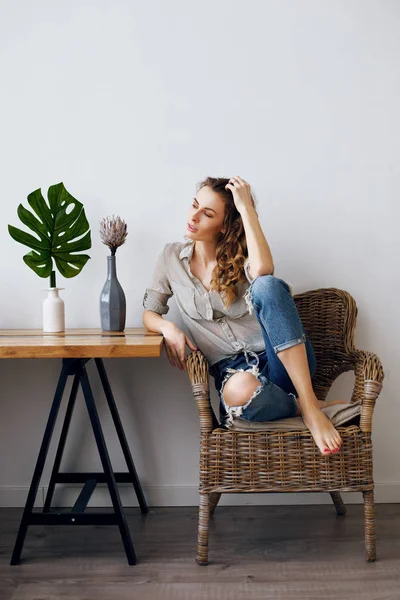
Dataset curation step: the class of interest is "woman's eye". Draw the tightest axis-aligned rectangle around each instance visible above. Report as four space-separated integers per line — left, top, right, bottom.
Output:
192 203 212 217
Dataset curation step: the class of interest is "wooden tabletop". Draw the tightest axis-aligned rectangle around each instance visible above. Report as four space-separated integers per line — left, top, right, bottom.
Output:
0 328 164 359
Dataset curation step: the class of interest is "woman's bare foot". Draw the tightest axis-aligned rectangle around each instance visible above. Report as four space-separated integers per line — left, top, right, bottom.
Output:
295 397 344 456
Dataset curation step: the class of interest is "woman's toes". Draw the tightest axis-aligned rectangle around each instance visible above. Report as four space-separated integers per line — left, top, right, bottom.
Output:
323 444 340 455
324 437 335 451
328 436 342 452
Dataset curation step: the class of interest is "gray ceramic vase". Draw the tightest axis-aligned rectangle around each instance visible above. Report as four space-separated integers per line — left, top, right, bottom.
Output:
100 255 126 331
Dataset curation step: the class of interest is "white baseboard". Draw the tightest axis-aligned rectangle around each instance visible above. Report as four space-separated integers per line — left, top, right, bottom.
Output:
0 482 399 508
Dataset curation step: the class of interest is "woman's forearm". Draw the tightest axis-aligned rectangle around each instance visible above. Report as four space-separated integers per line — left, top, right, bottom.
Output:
142 310 175 336
240 206 274 277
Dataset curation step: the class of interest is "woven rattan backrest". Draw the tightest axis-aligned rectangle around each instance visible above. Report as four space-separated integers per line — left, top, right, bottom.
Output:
293 287 358 402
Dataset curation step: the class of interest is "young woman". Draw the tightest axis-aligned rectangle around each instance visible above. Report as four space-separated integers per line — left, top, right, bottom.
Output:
142 176 347 456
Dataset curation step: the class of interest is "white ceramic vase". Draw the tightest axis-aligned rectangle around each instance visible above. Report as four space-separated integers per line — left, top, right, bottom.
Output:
42 287 65 333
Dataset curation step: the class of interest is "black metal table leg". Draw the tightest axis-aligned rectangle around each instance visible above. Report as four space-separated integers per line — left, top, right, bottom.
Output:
95 358 148 514
80 363 136 565
43 372 80 512
10 365 70 565
10 357 145 565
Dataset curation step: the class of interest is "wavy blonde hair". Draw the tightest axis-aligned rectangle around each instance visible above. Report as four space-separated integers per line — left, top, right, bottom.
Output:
188 176 259 309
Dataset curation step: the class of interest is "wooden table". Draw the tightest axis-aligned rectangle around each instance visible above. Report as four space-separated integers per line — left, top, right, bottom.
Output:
0 328 164 565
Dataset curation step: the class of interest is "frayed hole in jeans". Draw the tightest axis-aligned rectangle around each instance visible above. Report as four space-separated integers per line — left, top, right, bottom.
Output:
219 366 263 427
243 287 254 315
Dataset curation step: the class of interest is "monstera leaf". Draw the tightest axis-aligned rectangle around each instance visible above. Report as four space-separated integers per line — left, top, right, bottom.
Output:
8 182 91 285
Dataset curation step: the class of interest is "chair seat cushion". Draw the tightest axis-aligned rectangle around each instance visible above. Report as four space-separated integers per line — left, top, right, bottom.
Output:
225 400 362 432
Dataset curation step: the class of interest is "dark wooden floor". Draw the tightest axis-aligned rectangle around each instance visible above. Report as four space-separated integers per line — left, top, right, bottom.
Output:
1 503 400 600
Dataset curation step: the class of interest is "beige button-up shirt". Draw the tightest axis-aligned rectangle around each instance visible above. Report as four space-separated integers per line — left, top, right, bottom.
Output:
142 239 294 367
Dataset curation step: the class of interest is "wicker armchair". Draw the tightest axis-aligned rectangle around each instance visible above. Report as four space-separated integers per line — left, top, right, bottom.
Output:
185 287 384 565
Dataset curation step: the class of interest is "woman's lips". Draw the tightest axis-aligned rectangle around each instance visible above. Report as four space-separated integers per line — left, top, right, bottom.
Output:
187 223 198 232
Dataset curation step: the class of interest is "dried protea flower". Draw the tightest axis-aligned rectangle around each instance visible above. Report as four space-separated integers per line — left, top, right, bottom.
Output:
99 215 128 255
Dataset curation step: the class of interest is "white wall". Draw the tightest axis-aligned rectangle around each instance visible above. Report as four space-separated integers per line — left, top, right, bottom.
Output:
0 0 399 507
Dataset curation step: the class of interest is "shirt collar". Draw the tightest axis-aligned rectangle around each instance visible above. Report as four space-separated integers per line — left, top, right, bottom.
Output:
179 239 195 261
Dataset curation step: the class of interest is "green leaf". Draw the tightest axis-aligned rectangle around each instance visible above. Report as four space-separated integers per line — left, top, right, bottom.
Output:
23 250 53 278
27 189 54 233
8 182 91 279
53 252 90 278
8 224 46 251
17 204 51 246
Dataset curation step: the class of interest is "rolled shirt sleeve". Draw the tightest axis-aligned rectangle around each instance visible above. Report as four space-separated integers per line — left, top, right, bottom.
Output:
142 243 173 315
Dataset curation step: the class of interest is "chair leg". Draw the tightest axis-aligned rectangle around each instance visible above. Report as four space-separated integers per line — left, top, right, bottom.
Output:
209 492 221 517
330 491 346 515
363 489 377 562
196 493 210 565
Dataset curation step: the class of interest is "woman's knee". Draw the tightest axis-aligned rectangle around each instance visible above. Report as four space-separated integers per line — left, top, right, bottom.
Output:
222 371 262 407
250 275 289 305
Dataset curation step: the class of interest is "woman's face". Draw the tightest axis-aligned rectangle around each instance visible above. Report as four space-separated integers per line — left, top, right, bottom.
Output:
186 186 226 241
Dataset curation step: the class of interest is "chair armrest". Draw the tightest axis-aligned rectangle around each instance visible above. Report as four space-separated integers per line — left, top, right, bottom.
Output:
185 350 219 433
349 349 385 432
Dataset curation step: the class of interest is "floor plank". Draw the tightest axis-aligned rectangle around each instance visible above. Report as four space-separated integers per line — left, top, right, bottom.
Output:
0 504 399 600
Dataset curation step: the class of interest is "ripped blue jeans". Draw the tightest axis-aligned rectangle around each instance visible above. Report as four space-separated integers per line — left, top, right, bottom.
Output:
209 275 317 427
